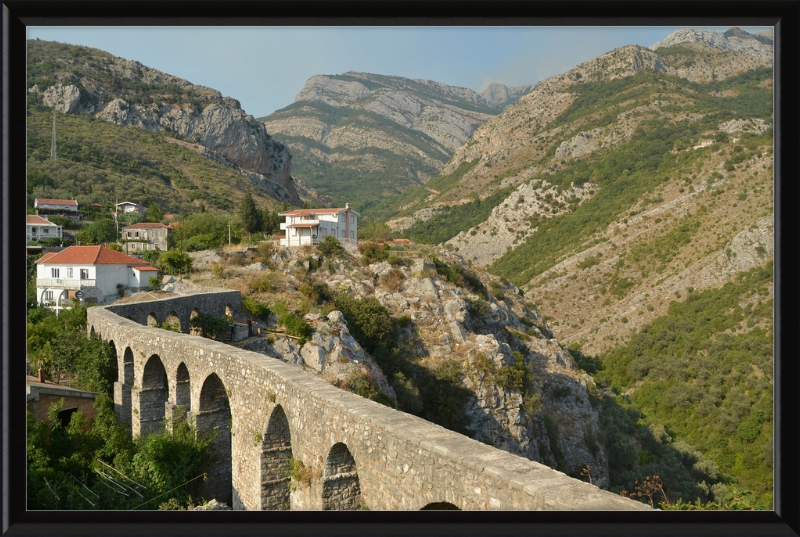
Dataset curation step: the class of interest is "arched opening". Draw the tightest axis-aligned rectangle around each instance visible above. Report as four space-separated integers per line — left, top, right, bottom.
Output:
107 340 119 391
420 502 460 510
261 405 292 510
175 363 191 414
322 443 361 510
225 304 233 317
136 355 169 436
146 313 159 327
115 347 135 432
189 308 201 336
167 311 181 332
198 373 231 505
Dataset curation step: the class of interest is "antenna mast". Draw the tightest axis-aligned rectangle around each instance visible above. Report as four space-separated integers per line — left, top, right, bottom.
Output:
50 110 57 160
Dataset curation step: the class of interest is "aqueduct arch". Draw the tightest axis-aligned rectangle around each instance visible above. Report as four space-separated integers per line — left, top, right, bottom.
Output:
87 291 651 512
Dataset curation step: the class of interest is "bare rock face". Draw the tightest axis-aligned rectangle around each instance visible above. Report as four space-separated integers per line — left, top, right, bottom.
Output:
42 84 83 114
40 52 299 205
649 27 774 62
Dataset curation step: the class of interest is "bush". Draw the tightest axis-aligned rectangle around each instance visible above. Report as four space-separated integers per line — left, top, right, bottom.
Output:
358 242 388 265
316 235 345 258
148 276 161 290
379 268 405 292
242 296 270 320
189 312 229 339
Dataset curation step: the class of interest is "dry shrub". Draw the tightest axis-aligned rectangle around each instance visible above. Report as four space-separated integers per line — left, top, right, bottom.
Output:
380 268 405 293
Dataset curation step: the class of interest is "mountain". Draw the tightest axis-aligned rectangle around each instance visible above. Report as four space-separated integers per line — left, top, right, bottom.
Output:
27 39 300 206
258 72 535 212
376 28 774 506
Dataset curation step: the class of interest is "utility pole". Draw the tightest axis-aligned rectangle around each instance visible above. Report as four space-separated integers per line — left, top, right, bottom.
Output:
50 110 57 160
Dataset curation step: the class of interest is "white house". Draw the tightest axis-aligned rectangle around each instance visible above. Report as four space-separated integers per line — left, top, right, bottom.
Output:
35 198 81 222
26 215 63 242
115 201 146 216
34 198 78 214
35 245 158 313
278 204 359 247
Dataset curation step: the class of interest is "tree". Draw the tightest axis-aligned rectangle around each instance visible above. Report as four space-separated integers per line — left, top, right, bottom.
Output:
262 208 281 236
189 312 230 339
316 235 345 258
76 218 118 245
238 193 262 237
145 202 164 223
161 249 192 276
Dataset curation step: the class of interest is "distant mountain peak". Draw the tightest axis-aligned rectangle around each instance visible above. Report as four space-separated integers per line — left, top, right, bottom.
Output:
649 27 773 59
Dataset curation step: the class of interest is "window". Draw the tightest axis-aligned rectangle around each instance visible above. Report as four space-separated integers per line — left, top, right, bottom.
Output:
127 231 132 238
51 268 59 278
80 269 89 280
43 228 49 234
43 291 53 301
31 227 37 233
135 232 139 238
66 267 73 278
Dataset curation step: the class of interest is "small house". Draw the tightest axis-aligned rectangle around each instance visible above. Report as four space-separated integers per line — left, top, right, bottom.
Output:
26 215 63 243
27 371 99 425
35 245 158 312
115 201 146 216
121 222 170 252
35 198 81 222
278 204 359 247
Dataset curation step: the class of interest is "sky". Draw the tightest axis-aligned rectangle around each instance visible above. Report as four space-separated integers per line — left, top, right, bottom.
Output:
26 26 772 119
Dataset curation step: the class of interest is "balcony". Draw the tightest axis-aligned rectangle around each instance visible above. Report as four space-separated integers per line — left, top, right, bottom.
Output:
36 278 95 289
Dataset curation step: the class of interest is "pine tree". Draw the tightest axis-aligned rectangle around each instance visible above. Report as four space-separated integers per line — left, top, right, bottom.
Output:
238 193 262 237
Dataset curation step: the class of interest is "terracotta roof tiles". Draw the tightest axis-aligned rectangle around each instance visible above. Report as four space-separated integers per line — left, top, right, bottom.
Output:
35 245 154 267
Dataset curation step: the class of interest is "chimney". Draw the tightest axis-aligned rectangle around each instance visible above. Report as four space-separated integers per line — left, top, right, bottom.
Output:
38 368 46 383
346 203 350 209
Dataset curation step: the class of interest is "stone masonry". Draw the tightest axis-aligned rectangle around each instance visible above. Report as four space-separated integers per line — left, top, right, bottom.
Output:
87 291 651 511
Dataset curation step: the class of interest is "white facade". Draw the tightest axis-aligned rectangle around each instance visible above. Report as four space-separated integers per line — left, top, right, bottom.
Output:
278 205 359 247
26 216 63 242
116 201 146 216
35 246 157 313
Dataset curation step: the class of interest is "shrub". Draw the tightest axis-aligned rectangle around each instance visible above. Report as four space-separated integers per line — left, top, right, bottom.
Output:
189 312 229 339
334 295 394 353
242 296 270 320
379 268 405 293
148 276 161 290
278 311 313 341
316 235 345 258
359 242 388 265
249 275 275 293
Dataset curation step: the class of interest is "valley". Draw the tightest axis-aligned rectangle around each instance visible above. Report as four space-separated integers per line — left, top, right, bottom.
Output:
25 26 775 510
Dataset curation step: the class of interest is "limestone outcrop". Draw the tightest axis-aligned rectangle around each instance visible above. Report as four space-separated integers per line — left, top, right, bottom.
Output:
36 49 298 205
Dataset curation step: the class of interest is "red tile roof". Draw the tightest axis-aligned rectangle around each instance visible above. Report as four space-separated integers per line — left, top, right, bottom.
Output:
35 245 154 266
37 252 59 264
35 198 78 206
122 223 169 230
27 215 58 225
279 208 344 216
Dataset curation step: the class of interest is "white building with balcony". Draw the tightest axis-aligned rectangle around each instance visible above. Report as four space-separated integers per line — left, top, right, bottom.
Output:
278 204 359 247
35 245 158 313
26 215 63 243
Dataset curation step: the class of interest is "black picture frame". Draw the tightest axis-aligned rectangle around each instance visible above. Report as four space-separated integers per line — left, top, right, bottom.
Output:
2 1 798 536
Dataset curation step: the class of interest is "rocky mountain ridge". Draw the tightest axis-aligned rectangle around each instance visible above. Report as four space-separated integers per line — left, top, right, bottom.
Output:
260 71 535 209
27 40 299 205
649 27 774 61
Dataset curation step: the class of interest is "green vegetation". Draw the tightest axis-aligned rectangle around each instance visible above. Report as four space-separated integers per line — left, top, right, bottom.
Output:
592 263 773 508
316 235 346 258
429 256 488 300
403 185 513 245
491 111 772 286
189 312 230 340
27 397 217 510
333 294 472 434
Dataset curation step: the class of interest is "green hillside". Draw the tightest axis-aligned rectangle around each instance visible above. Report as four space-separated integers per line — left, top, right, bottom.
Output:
26 103 284 214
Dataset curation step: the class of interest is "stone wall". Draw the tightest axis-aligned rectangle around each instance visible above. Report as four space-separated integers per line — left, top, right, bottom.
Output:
88 292 651 511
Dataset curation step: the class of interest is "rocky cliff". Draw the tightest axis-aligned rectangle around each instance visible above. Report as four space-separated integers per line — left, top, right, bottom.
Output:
183 242 612 488
28 40 299 205
259 72 535 209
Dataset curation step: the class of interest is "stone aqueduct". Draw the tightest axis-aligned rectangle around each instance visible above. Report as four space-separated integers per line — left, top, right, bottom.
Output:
86 291 649 511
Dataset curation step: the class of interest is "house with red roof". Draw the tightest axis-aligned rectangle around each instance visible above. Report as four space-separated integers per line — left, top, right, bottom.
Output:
121 222 171 252
34 198 81 222
35 245 158 312
26 215 63 243
278 203 359 247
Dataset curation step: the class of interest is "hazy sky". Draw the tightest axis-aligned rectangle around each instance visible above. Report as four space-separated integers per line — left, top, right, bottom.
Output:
27 26 772 118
